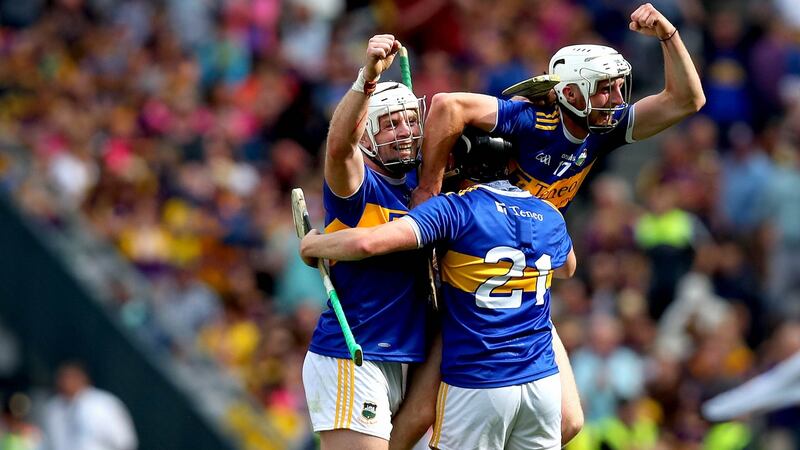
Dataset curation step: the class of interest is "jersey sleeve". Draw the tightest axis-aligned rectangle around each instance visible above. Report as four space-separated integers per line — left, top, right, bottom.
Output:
492 98 536 136
405 194 468 247
322 168 372 228
544 212 573 269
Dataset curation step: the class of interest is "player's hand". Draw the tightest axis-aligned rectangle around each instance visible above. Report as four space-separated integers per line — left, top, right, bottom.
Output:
300 229 321 268
511 90 557 107
411 186 435 208
629 3 676 40
364 34 401 82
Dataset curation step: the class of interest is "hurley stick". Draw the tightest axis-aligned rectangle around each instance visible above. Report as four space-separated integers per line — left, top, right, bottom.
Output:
398 45 440 309
291 188 363 366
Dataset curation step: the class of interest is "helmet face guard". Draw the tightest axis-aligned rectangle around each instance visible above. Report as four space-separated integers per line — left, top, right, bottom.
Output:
550 45 633 134
360 83 426 175
580 70 632 134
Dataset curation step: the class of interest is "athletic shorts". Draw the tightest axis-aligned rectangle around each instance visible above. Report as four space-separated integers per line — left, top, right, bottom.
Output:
429 373 561 450
302 351 406 440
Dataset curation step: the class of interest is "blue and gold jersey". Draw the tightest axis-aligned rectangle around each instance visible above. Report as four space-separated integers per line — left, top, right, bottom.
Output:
405 181 573 388
493 99 636 211
309 167 429 362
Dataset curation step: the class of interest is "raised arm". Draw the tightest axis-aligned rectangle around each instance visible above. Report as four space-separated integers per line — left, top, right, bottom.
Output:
300 219 418 264
413 93 499 205
325 35 401 197
628 3 705 140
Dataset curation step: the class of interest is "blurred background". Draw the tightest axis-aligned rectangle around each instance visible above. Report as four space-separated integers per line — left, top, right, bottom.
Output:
0 0 798 449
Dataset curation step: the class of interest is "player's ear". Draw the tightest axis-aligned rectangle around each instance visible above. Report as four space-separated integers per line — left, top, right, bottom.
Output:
563 84 576 101
359 131 372 149
564 84 585 108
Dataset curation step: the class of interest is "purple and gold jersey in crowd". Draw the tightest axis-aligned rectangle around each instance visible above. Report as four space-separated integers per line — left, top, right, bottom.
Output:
493 100 636 211
405 181 573 388
309 166 429 362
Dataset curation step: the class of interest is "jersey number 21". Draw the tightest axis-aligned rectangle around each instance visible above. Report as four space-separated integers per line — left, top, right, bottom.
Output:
475 246 551 309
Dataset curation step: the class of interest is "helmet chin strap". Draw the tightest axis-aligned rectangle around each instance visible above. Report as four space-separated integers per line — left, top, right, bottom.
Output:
587 112 623 135
557 79 628 135
559 97 623 135
358 143 420 176
558 94 591 120
557 100 590 134
383 158 421 175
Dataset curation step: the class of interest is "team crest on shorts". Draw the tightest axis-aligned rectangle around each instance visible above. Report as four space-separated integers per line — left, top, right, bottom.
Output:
359 401 378 424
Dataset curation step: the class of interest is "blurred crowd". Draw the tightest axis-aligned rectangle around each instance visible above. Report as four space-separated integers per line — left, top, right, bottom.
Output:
0 0 799 449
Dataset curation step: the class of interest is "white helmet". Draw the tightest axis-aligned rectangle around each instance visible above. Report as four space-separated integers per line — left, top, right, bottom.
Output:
549 45 632 133
360 82 425 175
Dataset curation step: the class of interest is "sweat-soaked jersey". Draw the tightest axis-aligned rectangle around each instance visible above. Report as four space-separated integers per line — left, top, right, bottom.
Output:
405 181 572 388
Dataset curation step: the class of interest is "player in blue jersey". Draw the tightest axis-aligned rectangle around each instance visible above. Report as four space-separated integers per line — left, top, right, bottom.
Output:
413 3 706 211
394 4 705 446
301 34 431 450
301 130 577 449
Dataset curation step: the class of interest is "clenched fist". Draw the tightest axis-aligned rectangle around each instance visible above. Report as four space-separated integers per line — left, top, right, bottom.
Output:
364 34 402 82
629 3 676 40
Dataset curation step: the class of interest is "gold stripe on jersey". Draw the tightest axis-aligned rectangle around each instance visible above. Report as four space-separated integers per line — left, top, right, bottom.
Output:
512 162 595 210
536 110 559 118
535 109 560 130
431 382 449 448
440 250 552 294
453 185 481 197
325 203 408 234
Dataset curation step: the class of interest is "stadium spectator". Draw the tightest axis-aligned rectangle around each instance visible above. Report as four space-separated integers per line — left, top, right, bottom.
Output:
572 314 645 423
635 183 708 319
42 362 137 450
719 122 776 234
758 106 800 318
0 393 42 450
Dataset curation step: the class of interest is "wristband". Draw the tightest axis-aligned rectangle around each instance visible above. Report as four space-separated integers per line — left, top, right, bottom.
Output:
351 68 379 95
659 28 678 42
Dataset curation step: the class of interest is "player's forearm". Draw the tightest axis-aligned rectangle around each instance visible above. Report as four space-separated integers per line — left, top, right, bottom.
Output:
326 87 371 161
660 30 705 114
301 228 374 261
552 328 584 444
301 221 419 262
417 93 468 196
